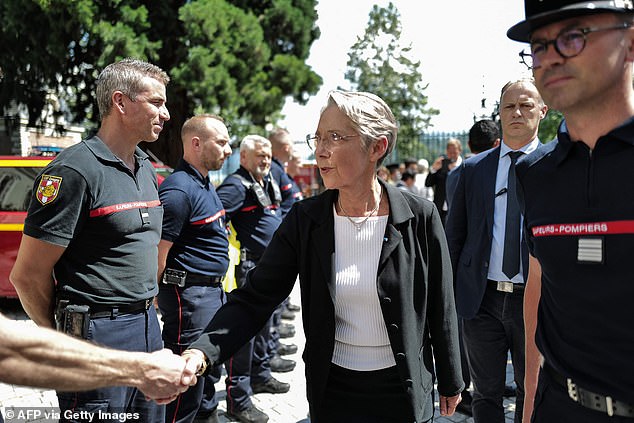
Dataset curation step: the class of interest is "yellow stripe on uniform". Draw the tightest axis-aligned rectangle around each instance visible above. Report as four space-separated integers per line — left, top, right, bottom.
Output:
222 222 240 293
0 224 24 231
0 159 51 167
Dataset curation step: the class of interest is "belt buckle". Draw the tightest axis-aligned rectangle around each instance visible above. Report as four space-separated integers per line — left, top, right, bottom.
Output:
606 396 614 417
497 281 513 293
567 378 578 402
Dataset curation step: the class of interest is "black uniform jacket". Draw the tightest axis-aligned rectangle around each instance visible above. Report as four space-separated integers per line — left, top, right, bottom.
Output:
191 180 464 422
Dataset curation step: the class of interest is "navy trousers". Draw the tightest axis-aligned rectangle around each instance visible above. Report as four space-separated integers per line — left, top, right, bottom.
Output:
157 284 226 423
224 257 273 413
463 285 525 423
57 305 164 422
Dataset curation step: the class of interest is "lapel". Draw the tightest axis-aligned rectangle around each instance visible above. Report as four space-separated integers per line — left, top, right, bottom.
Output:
305 190 337 302
379 181 412 270
482 147 501 237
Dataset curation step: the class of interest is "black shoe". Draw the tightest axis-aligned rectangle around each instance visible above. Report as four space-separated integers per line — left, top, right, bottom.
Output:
277 342 298 356
504 384 516 397
455 401 473 417
281 309 296 320
286 303 301 312
251 376 290 394
270 354 296 372
278 323 295 338
225 405 269 423
193 409 219 423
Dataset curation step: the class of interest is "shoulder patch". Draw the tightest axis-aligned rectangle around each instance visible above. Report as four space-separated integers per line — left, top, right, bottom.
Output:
36 174 63 205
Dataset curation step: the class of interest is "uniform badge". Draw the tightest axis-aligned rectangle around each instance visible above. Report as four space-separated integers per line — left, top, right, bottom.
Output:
36 174 63 205
577 237 603 264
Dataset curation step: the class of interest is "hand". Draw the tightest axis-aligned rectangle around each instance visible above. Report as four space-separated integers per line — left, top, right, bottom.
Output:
439 393 461 416
431 156 444 172
137 349 190 402
181 349 207 386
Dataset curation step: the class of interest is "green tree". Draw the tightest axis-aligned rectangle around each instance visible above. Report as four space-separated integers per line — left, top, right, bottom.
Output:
345 2 438 160
0 0 322 165
538 108 563 142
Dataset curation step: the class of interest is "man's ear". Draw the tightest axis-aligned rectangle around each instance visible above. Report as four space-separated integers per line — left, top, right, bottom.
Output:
112 91 126 114
191 136 201 151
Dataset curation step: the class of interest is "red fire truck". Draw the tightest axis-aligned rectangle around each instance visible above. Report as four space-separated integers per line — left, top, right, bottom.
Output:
0 155 171 298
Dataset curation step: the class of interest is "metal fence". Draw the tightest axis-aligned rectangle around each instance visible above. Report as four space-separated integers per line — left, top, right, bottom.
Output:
384 130 469 165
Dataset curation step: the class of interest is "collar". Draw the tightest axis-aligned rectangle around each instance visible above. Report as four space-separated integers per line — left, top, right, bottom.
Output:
302 178 414 227
499 137 540 158
552 117 634 165
84 136 149 166
178 159 210 188
237 165 270 185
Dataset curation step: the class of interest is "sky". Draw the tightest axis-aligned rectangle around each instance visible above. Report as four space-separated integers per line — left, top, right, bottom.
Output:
279 0 532 142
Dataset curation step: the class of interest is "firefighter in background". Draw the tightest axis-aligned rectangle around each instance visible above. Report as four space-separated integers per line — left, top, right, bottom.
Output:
215 135 292 423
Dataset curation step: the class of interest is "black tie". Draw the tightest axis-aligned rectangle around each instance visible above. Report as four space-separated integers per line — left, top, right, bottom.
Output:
502 151 523 280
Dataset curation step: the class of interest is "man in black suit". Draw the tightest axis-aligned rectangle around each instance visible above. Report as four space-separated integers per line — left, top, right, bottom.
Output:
426 138 462 224
445 119 500 417
445 79 547 423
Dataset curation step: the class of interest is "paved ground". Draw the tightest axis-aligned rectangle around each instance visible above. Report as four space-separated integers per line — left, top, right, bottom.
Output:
0 286 518 422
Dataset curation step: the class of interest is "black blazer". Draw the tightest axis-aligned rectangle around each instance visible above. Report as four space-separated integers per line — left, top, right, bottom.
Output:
191 181 464 422
445 146 537 319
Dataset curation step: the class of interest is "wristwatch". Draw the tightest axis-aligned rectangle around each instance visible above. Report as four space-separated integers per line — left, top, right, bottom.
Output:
182 349 209 376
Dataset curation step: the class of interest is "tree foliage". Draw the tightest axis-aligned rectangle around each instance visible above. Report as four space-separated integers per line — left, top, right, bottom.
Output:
0 0 322 164
345 2 438 160
538 108 563 143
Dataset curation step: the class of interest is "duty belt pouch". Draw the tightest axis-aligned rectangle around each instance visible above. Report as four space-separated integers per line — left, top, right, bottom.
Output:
163 268 187 287
59 304 90 339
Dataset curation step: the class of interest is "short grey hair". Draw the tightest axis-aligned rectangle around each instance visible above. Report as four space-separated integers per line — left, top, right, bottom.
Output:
240 134 271 152
325 90 398 166
96 58 170 120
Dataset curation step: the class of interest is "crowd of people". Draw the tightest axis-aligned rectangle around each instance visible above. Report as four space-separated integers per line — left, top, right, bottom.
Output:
2 0 634 422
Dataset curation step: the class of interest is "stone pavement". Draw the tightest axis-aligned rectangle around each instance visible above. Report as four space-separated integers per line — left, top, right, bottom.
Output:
0 286 518 423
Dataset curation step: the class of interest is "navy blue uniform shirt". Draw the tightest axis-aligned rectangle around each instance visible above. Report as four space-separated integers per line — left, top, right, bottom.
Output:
270 158 300 217
517 119 634 402
217 166 282 257
24 136 162 305
159 159 229 276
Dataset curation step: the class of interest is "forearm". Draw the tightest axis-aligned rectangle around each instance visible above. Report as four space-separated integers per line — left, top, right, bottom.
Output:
523 255 543 420
0 317 130 389
0 316 189 396
10 235 63 328
11 276 55 328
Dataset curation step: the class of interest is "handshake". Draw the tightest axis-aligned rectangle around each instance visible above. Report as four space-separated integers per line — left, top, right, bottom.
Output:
134 348 209 404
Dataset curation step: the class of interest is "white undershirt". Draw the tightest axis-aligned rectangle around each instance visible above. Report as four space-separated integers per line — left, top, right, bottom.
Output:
331 206 394 370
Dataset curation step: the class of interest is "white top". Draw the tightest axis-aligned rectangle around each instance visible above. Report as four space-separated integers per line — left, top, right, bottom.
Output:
331 207 394 370
488 139 540 283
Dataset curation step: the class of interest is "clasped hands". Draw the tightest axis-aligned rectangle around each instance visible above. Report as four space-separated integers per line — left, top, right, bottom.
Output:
137 348 208 404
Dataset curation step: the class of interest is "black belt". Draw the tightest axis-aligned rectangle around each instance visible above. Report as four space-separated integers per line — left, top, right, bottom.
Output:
487 279 525 293
186 273 224 287
89 299 152 319
544 363 634 418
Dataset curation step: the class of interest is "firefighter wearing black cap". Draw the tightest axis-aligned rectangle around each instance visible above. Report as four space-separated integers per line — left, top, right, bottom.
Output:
508 1 634 421
156 115 232 423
